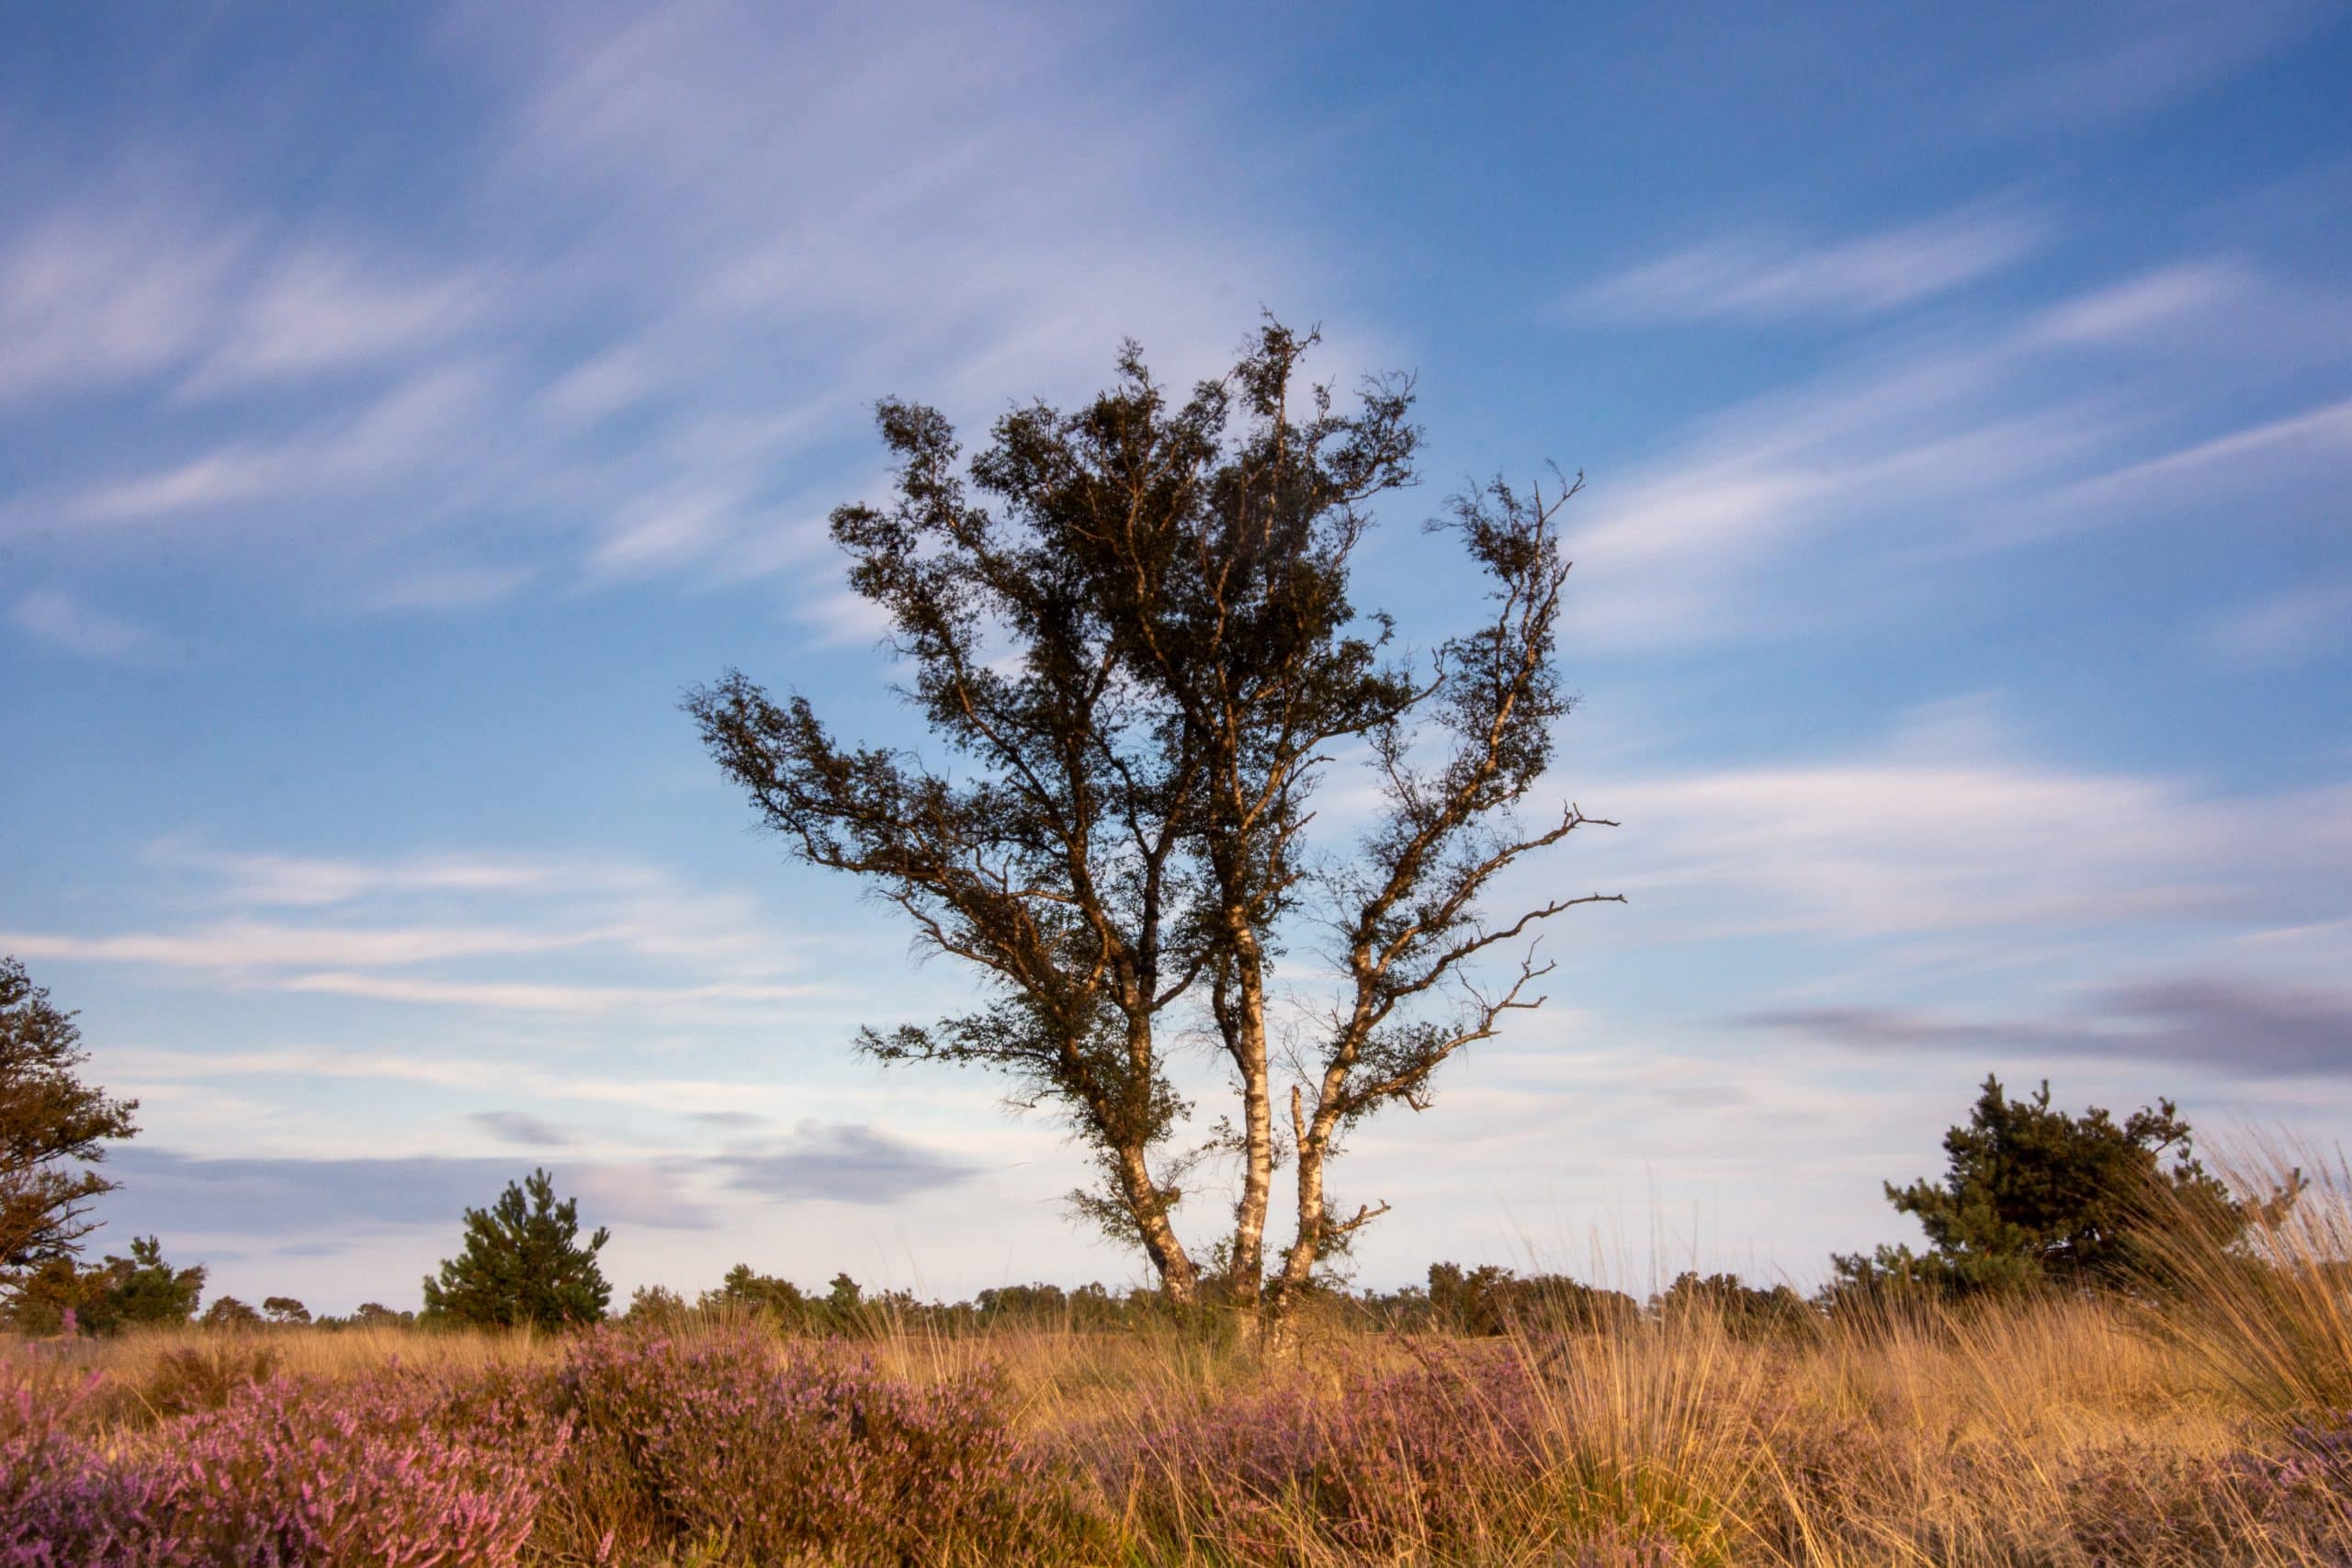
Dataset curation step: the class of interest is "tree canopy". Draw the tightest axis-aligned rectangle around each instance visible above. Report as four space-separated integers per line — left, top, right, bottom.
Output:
1 955 140 1283
1835 1074 2282 1299
5 1235 205 1336
422 1168 611 1329
691 323 1615 1322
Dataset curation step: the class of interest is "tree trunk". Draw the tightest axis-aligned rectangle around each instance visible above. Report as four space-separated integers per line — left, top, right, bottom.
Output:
1114 1143 1200 1304
1265 1082 1339 1327
1222 925 1275 1312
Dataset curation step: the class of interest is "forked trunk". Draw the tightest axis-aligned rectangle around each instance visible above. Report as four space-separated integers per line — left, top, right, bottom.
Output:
1267 1086 1333 1321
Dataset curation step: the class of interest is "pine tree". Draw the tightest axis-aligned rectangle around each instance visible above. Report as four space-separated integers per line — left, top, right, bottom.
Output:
421 1168 610 1329
1833 1075 2291 1299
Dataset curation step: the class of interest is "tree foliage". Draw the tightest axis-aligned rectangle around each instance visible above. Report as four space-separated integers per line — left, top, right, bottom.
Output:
1650 1270 1815 1339
421 1168 610 1329
201 1294 263 1328
1419 1260 1639 1336
6 1235 205 1335
698 1262 805 1318
1834 1074 2284 1300
1 956 140 1281
690 324 1614 1318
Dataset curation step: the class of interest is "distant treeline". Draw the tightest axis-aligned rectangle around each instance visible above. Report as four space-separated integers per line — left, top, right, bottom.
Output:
602 1260 1813 1340
52 1260 1811 1341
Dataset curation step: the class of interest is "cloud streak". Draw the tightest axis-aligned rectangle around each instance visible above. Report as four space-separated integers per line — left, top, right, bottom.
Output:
1577 205 2045 325
718 1122 983 1204
1989 0 2330 127
1744 972 2352 1079
106 1148 719 1235
5 844 830 1021
2200 578 2352 670
1581 702 2352 943
0 0 1338 617
97 1118 984 1245
1561 256 2352 651
468 1111 576 1147
8 588 163 662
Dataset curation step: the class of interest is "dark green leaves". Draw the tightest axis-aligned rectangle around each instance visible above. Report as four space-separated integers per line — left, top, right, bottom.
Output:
422 1167 611 1330
1 955 141 1278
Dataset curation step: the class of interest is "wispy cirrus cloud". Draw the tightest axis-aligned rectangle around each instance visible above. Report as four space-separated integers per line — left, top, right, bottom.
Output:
717 1121 983 1204
1745 973 2352 1080
69 364 497 525
2041 396 2352 520
181 247 493 395
6 843 826 1020
1988 0 2332 128
277 970 822 1015
0 0 1345 619
469 1111 576 1146
152 844 567 907
3 922 602 972
1562 253 2352 651
107 1147 719 1235
107 1045 843 1122
2200 578 2352 670
0 201 247 404
98 1119 982 1243
0 194 491 411
1575 204 2046 325
1578 697 2352 944
8 586 164 662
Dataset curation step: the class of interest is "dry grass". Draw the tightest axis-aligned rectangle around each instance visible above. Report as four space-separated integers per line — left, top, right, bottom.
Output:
10 1148 2348 1564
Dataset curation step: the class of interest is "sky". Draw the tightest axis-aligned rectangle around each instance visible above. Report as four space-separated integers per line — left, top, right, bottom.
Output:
3 0 2349 1314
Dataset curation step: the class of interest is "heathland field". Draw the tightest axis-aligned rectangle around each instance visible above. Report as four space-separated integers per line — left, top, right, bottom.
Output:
7 1149 2350 1567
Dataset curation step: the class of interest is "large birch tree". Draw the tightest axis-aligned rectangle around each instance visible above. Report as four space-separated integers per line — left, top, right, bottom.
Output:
689 324 1617 1324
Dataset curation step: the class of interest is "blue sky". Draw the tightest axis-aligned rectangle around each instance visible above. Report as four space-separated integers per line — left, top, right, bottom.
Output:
4 1 2348 1312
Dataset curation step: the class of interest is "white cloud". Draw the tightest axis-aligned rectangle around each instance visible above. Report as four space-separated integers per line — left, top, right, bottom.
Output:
278 970 823 1014
1559 256 2352 650
0 203 247 403
0 195 493 412
1990 0 2330 127
2 921 601 971
2024 260 2253 344
10 844 831 1018
1575 205 2045 325
795 584 898 649
1579 701 2352 942
70 365 496 525
2051 396 2352 506
3 0 1346 614
153 845 565 907
8 586 162 661
361 562 543 613
1561 338 2111 648
586 484 744 580
185 247 492 393
2201 578 2352 669
69 449 288 522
